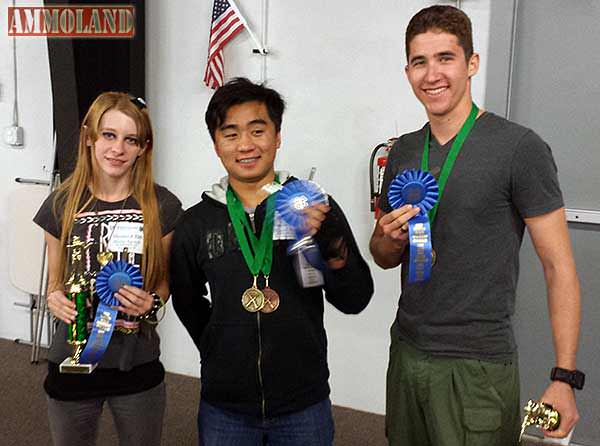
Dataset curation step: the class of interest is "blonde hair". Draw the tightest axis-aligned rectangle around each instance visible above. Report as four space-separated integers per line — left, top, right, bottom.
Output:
53 92 164 292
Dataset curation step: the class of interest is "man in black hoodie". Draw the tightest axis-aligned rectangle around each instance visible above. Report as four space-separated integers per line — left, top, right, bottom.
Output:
170 77 374 446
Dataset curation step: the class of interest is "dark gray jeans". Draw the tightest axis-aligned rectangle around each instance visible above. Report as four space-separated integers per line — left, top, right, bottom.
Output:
47 382 166 446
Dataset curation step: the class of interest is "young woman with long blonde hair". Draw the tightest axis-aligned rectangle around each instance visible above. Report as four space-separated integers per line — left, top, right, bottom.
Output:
34 92 182 446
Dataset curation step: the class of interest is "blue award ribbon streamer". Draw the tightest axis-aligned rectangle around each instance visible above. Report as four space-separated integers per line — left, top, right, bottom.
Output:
407 214 434 283
388 169 439 283
80 260 143 365
275 180 329 270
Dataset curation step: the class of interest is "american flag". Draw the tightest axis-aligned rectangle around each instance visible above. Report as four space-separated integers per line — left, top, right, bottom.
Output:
204 0 246 89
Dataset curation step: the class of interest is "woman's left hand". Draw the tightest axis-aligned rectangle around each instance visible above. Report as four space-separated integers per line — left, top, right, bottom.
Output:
114 285 153 317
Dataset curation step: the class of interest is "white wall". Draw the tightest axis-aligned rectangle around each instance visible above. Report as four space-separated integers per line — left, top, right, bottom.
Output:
0 0 491 415
147 0 491 414
0 0 53 341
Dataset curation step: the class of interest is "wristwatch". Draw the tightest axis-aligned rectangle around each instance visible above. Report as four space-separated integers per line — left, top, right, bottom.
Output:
550 367 585 390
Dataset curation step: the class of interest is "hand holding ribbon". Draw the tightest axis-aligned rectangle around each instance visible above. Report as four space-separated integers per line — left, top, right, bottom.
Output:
114 285 154 317
301 202 330 236
79 259 143 365
378 204 422 245
276 180 329 239
276 180 329 286
388 169 439 283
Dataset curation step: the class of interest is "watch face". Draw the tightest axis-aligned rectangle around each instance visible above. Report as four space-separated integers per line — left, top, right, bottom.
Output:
573 370 586 389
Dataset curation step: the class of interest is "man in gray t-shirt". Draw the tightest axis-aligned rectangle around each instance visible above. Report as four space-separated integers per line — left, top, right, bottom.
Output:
370 5 582 445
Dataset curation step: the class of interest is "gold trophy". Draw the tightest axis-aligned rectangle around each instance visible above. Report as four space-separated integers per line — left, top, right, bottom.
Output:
59 236 97 374
519 399 560 444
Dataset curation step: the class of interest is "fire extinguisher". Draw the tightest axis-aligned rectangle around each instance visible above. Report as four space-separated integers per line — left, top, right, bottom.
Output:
369 138 397 219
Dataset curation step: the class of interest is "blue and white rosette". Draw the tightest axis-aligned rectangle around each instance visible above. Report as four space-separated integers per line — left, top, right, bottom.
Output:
79 260 143 365
388 169 439 283
275 180 329 270
276 180 329 238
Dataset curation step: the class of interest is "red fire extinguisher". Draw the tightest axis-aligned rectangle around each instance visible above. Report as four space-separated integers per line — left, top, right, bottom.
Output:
369 138 397 219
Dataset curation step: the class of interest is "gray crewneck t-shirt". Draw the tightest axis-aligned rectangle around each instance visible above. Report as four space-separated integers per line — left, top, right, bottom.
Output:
379 112 563 361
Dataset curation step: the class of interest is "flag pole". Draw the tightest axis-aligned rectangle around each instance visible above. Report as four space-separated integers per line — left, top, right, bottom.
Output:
228 0 267 54
260 0 268 83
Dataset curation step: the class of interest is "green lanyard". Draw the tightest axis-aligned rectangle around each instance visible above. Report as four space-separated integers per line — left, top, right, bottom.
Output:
226 186 276 277
421 102 479 223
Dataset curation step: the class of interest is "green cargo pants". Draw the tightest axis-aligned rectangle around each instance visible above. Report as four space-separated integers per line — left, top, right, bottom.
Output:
386 330 520 446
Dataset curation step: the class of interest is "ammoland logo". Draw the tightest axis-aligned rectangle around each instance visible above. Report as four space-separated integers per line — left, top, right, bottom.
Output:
8 5 135 38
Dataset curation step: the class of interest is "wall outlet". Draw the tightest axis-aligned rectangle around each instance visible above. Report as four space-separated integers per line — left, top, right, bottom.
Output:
4 125 24 147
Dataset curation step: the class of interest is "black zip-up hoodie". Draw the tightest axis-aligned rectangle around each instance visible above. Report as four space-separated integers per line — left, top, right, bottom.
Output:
170 174 374 418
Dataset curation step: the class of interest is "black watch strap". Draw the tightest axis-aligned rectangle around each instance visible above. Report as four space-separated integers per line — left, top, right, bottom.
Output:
550 367 585 390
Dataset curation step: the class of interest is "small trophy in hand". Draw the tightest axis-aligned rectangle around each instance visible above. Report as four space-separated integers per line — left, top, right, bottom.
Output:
519 399 560 445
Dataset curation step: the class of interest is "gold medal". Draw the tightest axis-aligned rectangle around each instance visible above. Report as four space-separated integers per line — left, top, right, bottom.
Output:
241 276 265 312
261 276 280 313
242 288 265 312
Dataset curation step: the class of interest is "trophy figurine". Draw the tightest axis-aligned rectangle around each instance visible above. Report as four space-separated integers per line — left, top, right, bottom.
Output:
59 236 97 374
519 399 560 445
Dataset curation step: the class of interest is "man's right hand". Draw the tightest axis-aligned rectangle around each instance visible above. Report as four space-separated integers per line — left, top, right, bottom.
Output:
47 290 77 324
379 205 421 243
369 205 421 269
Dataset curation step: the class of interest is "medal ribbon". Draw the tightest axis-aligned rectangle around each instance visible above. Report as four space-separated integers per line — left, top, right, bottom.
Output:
421 102 478 223
226 186 277 278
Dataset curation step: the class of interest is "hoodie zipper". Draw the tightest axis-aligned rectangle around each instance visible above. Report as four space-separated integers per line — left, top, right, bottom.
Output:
248 211 267 420
257 312 266 420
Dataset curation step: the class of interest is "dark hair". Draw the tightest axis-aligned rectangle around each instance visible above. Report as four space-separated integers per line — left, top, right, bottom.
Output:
205 77 286 141
405 5 473 61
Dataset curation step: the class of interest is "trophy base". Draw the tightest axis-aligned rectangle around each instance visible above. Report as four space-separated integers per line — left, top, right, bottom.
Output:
543 428 574 445
59 357 97 374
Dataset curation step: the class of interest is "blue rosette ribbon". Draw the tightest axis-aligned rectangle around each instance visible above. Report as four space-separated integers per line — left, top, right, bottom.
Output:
388 169 439 283
80 260 143 365
276 180 328 238
275 180 329 271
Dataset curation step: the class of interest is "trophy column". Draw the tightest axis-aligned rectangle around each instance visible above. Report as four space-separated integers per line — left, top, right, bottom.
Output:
59 236 97 374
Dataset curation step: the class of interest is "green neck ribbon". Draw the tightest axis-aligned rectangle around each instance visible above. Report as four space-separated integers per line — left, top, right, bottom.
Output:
226 185 277 277
421 102 479 223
